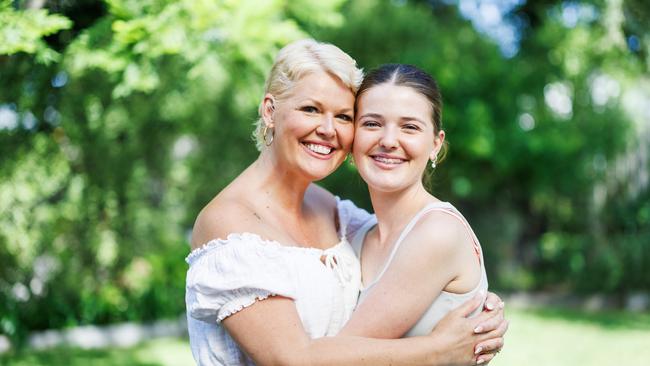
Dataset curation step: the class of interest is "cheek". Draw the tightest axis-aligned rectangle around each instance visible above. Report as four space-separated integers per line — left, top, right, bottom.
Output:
338 124 355 150
274 113 295 135
352 130 372 155
406 136 434 158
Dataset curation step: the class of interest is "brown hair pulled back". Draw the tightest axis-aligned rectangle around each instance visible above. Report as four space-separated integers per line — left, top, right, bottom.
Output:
356 64 448 163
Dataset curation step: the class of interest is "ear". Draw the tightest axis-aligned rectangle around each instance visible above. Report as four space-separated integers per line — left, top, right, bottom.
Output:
430 130 445 161
261 93 276 128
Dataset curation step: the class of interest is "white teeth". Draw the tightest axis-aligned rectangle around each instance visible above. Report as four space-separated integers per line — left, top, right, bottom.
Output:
374 156 402 164
305 143 332 155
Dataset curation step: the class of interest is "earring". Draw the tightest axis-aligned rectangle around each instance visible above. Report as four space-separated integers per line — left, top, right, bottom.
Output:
263 125 274 146
347 154 355 166
430 157 437 169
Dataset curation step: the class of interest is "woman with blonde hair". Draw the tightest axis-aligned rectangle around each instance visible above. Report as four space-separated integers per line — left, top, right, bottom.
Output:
185 39 506 365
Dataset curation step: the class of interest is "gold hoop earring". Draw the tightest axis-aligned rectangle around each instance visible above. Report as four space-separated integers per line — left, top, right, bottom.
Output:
263 125 274 146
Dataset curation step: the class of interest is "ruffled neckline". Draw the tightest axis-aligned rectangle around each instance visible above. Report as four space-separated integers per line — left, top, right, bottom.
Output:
185 232 348 264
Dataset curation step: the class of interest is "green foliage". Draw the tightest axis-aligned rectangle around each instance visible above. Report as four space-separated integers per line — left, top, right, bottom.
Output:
0 0 649 344
0 0 347 345
314 0 649 294
0 337 194 366
0 0 72 63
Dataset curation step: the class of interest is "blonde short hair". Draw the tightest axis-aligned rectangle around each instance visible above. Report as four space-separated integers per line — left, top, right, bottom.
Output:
253 39 363 150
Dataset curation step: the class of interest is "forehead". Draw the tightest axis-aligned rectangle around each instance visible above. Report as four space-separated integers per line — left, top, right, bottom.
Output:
286 71 355 107
357 83 432 119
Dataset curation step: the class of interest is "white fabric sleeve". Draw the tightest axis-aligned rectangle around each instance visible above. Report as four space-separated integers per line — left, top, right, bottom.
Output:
336 197 375 243
185 234 298 323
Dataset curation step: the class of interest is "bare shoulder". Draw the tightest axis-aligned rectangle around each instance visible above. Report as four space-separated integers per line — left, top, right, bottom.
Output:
190 196 258 250
405 209 472 257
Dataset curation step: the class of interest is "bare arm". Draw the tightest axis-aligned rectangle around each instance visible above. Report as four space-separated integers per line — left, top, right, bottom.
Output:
341 213 468 338
338 212 507 363
223 294 487 366
191 199 504 365
191 202 480 366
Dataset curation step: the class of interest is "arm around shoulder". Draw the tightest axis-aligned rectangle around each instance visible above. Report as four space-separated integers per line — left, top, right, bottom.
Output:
223 295 456 366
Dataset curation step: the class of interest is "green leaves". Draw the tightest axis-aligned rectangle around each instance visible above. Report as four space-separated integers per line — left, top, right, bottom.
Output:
0 1 72 63
318 0 648 294
65 0 341 98
1 0 649 343
0 0 350 344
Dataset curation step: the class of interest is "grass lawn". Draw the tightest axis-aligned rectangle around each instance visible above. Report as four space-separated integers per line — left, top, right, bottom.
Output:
3 307 650 366
493 306 650 365
0 337 195 366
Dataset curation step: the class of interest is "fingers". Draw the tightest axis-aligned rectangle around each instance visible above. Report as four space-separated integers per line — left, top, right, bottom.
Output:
483 292 504 311
470 304 501 333
475 337 504 356
475 336 505 365
494 319 510 338
456 290 486 318
473 308 504 334
477 319 510 342
476 352 495 365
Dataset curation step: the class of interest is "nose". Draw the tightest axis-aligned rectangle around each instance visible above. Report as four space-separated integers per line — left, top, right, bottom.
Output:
379 126 398 149
316 115 335 138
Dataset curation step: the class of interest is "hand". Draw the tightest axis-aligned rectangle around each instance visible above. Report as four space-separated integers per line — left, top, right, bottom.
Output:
426 291 486 366
473 292 508 364
473 318 508 364
483 291 504 312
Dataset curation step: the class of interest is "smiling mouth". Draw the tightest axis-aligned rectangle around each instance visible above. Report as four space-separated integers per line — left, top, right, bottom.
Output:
303 143 333 155
371 155 405 165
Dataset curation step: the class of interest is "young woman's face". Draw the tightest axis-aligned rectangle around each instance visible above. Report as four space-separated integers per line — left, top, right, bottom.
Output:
264 71 355 181
353 83 443 193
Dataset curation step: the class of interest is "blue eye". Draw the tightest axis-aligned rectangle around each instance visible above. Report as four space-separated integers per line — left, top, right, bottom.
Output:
403 124 420 131
301 106 318 113
362 121 380 128
337 114 353 122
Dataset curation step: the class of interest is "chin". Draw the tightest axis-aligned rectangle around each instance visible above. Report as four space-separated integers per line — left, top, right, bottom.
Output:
361 176 400 192
370 183 405 193
301 162 341 181
363 171 420 193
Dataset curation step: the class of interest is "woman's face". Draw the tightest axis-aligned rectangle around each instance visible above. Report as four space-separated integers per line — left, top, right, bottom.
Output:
353 83 444 193
263 71 355 181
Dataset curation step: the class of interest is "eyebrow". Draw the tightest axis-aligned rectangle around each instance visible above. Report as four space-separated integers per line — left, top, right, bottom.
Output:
300 98 324 108
401 116 427 125
359 113 384 120
359 113 426 125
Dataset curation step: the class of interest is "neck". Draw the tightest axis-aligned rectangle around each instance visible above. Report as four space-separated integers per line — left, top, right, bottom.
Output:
368 182 433 246
248 150 312 216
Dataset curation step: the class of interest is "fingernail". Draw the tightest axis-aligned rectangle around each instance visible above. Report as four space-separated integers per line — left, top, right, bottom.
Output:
486 302 495 310
477 359 485 365
474 326 483 333
475 346 482 355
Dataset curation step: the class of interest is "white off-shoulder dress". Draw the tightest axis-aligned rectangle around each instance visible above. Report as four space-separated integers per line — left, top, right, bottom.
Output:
350 201 488 337
185 198 371 366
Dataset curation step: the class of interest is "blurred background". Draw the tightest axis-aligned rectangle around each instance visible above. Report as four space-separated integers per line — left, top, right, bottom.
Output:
1 0 649 365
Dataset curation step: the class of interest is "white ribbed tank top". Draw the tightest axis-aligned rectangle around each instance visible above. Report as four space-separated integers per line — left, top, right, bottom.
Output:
350 201 488 337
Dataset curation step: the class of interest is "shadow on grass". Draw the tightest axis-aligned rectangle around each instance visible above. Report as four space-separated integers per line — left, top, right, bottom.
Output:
0 346 161 366
520 307 650 331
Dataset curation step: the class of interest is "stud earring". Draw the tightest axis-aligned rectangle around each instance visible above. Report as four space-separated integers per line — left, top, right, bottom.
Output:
347 154 355 166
